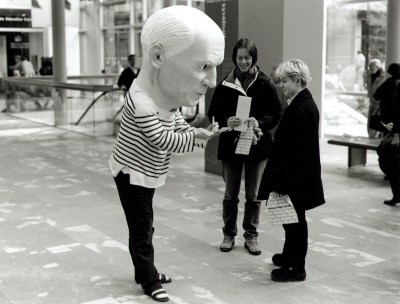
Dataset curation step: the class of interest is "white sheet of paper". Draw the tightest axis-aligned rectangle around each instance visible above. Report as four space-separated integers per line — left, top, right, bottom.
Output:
235 96 252 132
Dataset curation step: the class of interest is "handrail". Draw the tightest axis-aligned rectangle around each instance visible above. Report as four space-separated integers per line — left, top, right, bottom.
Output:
325 90 368 97
3 77 115 92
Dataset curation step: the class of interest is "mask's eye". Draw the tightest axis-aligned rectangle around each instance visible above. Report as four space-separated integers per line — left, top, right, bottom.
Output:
202 65 208 70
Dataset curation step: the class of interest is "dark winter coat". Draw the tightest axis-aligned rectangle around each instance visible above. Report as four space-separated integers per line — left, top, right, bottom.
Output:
373 63 400 124
117 67 140 90
207 68 282 160
257 88 325 210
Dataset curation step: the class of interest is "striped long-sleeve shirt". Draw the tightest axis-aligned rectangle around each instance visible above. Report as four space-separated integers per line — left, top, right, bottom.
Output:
109 81 202 188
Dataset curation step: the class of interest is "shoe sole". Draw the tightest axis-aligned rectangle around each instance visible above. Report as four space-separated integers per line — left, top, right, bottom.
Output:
244 243 261 255
384 201 398 206
220 241 235 252
270 273 306 282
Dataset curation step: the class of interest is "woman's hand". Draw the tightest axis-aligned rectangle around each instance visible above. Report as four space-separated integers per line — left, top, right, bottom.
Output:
252 127 263 145
227 116 242 128
383 122 393 131
247 117 259 128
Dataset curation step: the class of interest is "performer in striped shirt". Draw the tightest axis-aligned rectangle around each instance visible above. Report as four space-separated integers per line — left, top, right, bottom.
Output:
109 6 225 302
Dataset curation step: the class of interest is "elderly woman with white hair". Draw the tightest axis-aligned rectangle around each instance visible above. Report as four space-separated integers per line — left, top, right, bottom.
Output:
258 59 325 282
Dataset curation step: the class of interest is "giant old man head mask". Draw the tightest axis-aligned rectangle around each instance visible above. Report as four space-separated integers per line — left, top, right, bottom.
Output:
138 5 225 111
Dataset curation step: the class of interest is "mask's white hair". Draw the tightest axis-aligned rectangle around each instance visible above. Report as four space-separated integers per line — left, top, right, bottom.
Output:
141 6 209 59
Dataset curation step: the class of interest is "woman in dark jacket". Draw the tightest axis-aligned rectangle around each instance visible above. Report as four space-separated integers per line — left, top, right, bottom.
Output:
208 38 282 255
258 59 325 282
377 78 400 206
373 62 400 136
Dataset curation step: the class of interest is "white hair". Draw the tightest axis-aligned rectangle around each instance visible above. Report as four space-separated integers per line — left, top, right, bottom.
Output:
276 59 312 87
141 6 218 59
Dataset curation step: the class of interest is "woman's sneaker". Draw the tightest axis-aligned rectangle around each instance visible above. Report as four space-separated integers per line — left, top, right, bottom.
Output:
220 236 235 252
244 238 261 255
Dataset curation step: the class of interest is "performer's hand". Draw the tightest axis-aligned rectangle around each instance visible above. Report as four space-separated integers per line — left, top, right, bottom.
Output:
207 122 219 133
194 128 217 140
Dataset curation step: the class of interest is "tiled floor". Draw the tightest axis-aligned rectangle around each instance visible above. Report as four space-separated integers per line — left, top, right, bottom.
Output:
0 113 399 304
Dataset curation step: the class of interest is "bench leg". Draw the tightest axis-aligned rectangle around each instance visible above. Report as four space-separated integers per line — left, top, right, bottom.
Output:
348 147 367 168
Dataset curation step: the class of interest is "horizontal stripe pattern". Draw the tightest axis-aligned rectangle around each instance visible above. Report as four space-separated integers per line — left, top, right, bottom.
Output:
110 83 198 188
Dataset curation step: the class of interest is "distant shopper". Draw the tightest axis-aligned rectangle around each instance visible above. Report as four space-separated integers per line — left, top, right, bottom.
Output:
6 55 40 112
117 54 140 91
258 59 325 282
9 55 35 77
355 50 366 90
373 63 400 136
377 78 400 206
366 58 385 138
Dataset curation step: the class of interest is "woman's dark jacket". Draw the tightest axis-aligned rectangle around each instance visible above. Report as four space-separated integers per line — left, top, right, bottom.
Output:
207 68 282 160
373 64 400 124
257 88 325 210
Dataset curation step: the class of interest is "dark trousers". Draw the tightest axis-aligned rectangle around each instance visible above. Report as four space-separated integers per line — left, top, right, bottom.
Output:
388 172 400 201
282 198 308 271
221 158 267 239
113 172 160 290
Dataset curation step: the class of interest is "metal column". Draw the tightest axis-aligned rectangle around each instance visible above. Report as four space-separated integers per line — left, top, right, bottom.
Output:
51 0 67 126
386 0 400 65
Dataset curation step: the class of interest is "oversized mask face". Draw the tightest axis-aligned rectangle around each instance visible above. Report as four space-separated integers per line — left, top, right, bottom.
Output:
156 24 225 108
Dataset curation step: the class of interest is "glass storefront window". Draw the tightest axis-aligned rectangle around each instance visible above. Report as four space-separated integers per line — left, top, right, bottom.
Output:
104 28 130 74
103 1 130 27
324 0 387 137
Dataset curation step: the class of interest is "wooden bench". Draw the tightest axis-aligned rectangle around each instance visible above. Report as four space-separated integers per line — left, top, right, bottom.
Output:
327 137 381 168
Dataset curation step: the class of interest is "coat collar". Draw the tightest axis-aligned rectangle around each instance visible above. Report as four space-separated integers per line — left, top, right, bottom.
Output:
221 66 265 95
289 88 312 105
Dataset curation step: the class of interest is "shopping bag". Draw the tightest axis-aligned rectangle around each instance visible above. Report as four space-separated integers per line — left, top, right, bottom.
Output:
266 192 299 225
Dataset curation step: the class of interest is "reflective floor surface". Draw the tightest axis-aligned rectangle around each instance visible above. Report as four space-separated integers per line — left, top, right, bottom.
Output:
0 114 399 304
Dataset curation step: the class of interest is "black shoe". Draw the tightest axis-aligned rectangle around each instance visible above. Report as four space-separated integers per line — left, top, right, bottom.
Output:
384 199 399 206
272 254 286 267
270 267 306 282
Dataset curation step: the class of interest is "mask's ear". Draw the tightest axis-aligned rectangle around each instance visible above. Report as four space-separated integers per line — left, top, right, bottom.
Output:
149 44 165 69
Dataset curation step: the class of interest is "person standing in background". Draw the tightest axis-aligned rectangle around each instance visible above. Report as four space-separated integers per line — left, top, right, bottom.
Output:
376 75 400 206
373 62 400 136
208 37 281 256
366 58 385 138
355 50 366 90
117 54 140 91
9 55 35 77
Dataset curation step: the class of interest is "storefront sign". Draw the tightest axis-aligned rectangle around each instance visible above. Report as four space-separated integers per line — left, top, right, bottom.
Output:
205 0 238 82
0 9 32 28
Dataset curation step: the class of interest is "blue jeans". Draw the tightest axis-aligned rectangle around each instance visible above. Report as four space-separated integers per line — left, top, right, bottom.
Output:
221 158 267 239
